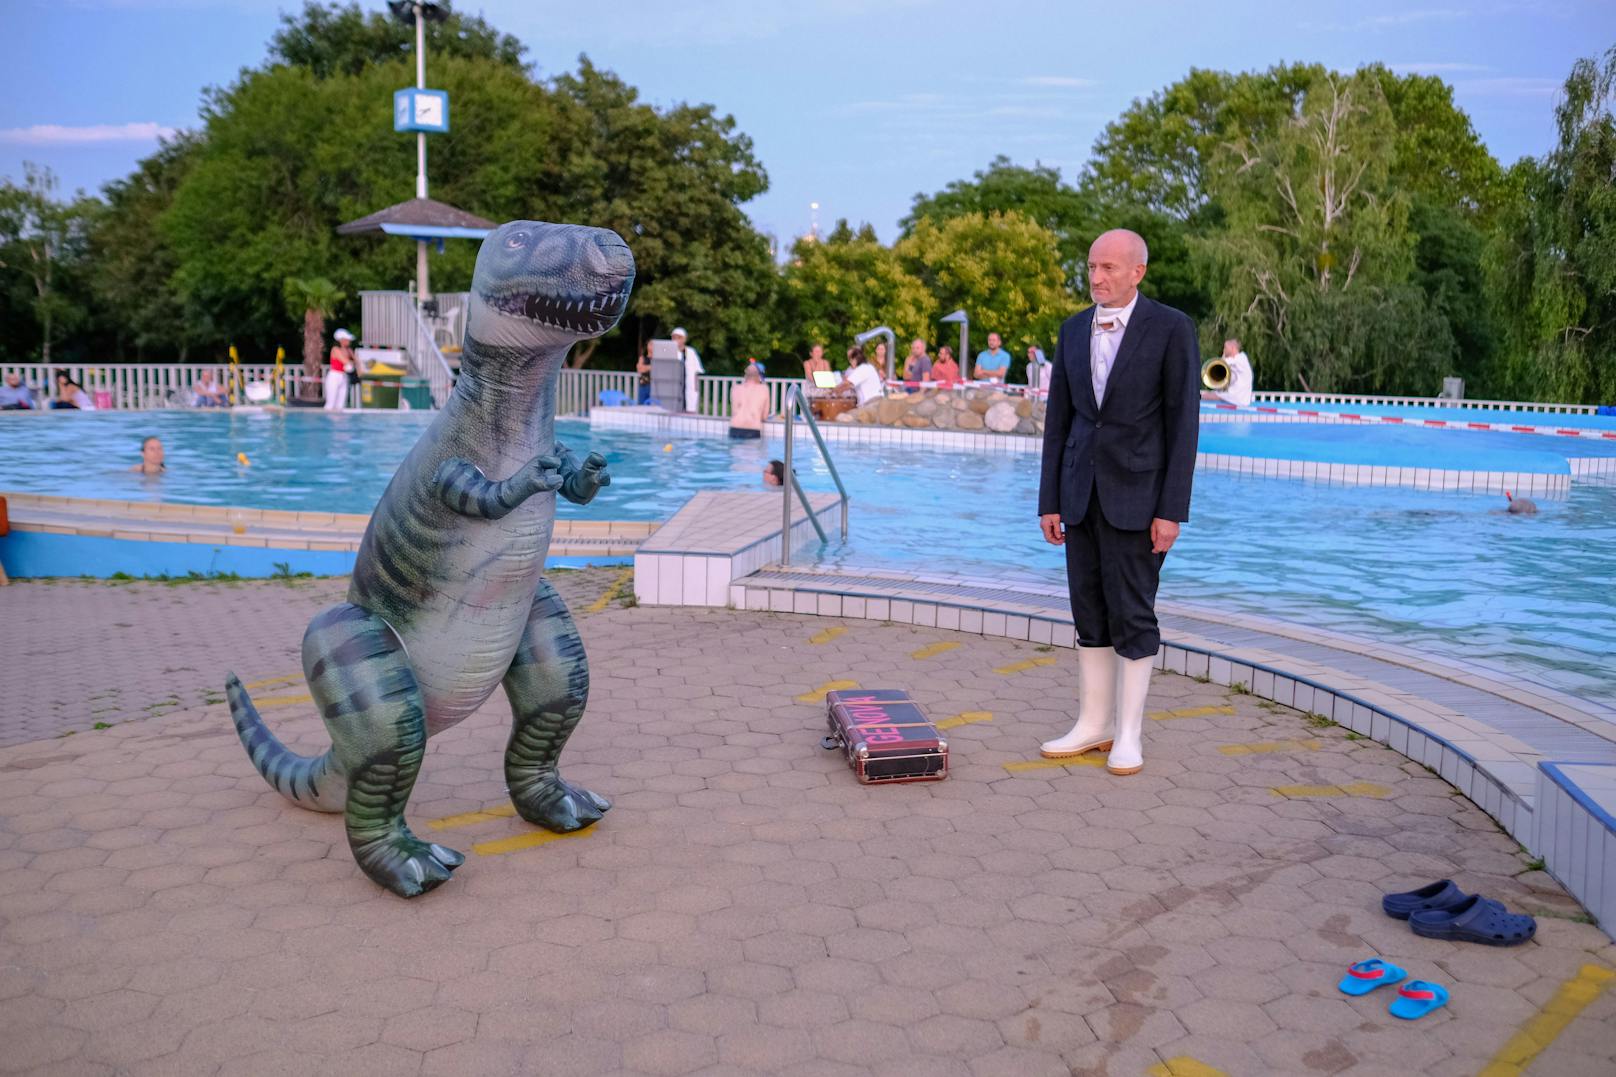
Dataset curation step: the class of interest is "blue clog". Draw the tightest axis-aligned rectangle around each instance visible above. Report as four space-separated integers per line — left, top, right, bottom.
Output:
1389 980 1450 1020
1337 958 1407 996
1381 879 1469 920
1409 894 1537 946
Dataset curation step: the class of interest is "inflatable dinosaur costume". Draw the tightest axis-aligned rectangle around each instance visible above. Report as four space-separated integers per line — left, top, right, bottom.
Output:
226 220 634 897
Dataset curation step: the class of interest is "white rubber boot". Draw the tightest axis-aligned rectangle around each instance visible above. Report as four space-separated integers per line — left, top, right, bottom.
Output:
1040 646 1118 758
1107 654 1155 775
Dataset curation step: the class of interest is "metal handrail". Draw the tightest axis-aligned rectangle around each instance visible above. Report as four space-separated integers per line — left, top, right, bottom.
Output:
407 304 457 406
781 385 850 566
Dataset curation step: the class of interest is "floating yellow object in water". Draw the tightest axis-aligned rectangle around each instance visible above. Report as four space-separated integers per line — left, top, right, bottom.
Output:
663 443 673 452
236 452 251 466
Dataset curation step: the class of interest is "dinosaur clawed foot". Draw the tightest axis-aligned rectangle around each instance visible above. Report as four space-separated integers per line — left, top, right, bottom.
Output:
511 773 611 833
350 825 465 898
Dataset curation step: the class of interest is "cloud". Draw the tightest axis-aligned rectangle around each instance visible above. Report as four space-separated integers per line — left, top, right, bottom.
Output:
1021 76 1098 89
1360 8 1469 28
0 122 178 146
1453 76 1562 97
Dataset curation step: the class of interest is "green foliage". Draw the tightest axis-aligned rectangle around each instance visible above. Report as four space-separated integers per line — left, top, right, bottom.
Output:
896 211 1070 358
0 164 101 363
268 1 526 79
282 276 345 323
1485 47 1616 404
776 221 932 359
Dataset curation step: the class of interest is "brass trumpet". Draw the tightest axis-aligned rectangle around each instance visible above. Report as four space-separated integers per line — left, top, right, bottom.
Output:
1201 357 1231 391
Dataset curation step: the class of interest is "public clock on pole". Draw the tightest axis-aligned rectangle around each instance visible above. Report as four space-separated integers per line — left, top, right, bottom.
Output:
393 89 450 133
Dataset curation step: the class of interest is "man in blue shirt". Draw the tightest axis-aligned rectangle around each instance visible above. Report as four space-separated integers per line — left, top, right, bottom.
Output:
0 372 35 409
975 333 1011 383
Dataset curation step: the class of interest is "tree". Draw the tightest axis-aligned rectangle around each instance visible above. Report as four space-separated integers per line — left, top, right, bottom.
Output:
0 164 98 364
895 211 1070 369
1486 47 1616 404
1194 72 1454 392
776 221 932 360
284 276 346 401
268 1 526 79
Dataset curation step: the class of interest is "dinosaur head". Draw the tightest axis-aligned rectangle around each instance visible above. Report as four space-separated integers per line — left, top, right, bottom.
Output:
468 221 635 354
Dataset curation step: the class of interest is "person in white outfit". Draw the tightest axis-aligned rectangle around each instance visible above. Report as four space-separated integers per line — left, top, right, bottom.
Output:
325 329 356 412
1201 338 1253 407
672 327 703 413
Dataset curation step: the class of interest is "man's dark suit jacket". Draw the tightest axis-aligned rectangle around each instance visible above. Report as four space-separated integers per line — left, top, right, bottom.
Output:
1037 294 1200 532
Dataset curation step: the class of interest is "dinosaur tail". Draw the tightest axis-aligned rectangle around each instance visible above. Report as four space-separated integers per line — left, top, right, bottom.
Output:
226 673 344 813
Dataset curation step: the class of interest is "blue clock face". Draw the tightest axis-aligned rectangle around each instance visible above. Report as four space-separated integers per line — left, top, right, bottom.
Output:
393 89 449 133
395 96 411 128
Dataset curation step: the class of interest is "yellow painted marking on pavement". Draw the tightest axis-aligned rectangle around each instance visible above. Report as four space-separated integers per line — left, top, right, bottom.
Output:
1003 756 1105 772
473 828 594 857
809 626 847 644
425 803 518 831
1270 782 1392 799
993 656 1058 675
910 641 961 660
253 693 314 709
936 711 993 731
796 680 858 703
242 674 301 691
584 567 634 614
1148 1058 1229 1077
1219 739 1322 756
1478 963 1615 1077
1150 704 1236 721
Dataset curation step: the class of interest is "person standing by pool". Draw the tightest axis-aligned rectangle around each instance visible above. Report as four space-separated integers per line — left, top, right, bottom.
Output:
129 436 166 475
635 341 654 404
931 346 961 387
1200 338 1254 407
803 343 831 383
1026 345 1051 392
835 346 885 407
975 332 1012 383
729 364 770 439
672 327 703 413
325 329 356 412
1037 228 1199 777
902 339 932 384
0 372 35 409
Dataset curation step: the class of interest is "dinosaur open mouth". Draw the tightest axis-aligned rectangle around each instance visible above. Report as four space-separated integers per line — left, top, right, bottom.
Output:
487 285 631 335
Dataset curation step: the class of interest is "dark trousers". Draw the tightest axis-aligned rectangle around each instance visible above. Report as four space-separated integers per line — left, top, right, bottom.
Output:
1064 503 1166 660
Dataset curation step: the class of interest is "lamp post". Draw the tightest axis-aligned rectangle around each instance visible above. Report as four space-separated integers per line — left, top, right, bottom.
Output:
389 1 449 307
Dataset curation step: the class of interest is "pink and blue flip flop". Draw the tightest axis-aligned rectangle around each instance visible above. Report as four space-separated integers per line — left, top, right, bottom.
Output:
1389 980 1450 1020
1338 958 1407 996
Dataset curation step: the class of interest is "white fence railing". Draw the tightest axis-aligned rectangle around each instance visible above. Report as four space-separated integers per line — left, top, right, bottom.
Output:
1251 391 1599 414
360 290 469 352
400 306 457 408
555 369 639 416
0 361 338 410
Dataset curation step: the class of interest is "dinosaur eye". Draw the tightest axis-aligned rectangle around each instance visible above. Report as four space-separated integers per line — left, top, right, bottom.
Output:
505 232 529 249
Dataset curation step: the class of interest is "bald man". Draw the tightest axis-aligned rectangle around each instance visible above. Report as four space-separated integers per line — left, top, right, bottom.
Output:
1036 229 1199 776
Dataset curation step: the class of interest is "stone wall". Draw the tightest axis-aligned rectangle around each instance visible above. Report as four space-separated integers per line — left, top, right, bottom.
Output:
833 387 1046 435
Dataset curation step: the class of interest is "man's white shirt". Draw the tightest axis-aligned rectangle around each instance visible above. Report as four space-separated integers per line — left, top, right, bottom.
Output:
1214 351 1254 407
1090 291 1139 405
680 345 703 410
846 363 884 406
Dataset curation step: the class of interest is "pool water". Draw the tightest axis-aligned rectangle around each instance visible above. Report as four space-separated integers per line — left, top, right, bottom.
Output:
4 410 1614 707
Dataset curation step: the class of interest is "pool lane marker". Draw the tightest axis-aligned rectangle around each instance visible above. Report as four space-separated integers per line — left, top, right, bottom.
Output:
1208 401 1616 442
1220 739 1322 756
797 680 858 703
994 656 1058 675
1478 963 1615 1077
936 711 992 731
1270 782 1392 799
473 829 593 857
1150 705 1236 721
1148 1058 1228 1077
911 641 961 660
809 626 847 644
584 567 634 614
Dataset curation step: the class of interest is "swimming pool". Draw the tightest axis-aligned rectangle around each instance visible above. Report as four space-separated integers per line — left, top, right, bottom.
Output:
3 410 1613 707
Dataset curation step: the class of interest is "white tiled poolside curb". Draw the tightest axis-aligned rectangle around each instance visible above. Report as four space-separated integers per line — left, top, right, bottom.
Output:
1537 763 1616 932
591 407 1579 496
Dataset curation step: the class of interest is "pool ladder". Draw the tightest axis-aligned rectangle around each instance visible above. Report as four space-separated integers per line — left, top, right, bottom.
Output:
780 385 849 566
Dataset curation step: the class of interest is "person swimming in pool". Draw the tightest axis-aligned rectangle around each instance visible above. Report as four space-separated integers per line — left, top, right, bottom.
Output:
130 436 165 476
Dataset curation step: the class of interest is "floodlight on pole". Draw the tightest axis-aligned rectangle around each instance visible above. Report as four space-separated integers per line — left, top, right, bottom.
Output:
940 309 969 381
389 1 450 304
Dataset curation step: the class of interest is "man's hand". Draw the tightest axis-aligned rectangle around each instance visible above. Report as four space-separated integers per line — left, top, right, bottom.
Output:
1150 517 1180 554
1040 513 1064 546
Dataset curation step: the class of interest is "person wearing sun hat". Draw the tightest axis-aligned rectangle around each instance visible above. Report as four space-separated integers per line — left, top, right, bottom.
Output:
671 327 702 412
325 328 356 412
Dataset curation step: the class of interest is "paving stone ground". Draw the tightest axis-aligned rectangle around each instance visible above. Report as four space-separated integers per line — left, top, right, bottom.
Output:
1 568 1614 1076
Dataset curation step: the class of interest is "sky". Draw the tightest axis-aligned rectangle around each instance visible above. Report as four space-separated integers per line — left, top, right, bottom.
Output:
5 0 1613 247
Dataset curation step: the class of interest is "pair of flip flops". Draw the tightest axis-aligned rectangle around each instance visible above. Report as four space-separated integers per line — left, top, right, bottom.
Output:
1382 879 1537 946
1338 958 1450 1020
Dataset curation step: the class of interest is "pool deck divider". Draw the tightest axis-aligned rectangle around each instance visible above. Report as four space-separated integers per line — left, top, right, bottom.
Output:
589 406 1584 497
625 490 1616 939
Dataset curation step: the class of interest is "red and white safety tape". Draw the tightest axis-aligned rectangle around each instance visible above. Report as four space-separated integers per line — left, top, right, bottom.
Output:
1205 402 1616 441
